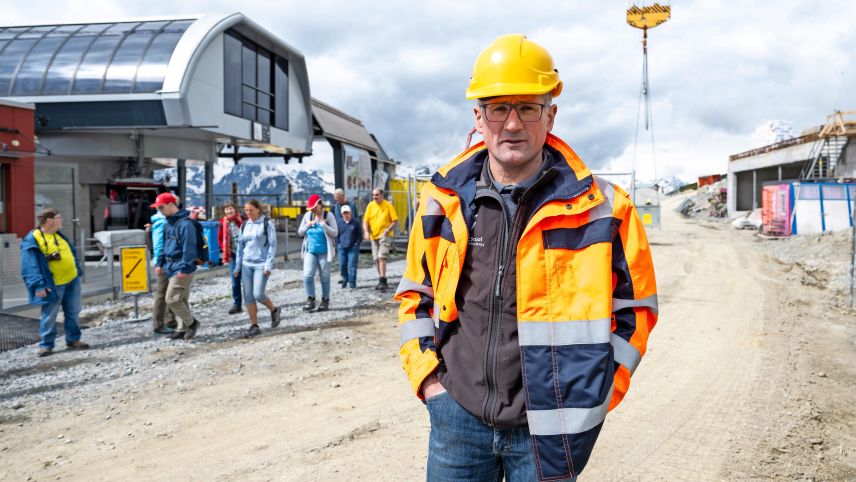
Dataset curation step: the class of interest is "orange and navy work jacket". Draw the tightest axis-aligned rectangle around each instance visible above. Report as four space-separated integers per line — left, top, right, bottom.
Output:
395 134 658 480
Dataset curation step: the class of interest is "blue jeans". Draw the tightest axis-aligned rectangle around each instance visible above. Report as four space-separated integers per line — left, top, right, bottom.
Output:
337 245 360 288
241 265 270 304
425 391 576 482
229 258 242 307
39 277 82 350
303 252 331 299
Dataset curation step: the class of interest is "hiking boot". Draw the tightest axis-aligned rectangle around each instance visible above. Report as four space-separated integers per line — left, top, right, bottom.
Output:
37 348 53 357
374 279 383 290
184 319 200 340
228 305 242 315
66 340 89 350
339 278 347 288
246 324 261 338
302 297 316 312
153 325 176 335
317 298 329 312
378 277 388 291
166 321 178 330
169 330 186 340
270 307 281 328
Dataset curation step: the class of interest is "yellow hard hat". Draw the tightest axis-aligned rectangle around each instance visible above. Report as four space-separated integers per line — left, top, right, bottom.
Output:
466 34 563 100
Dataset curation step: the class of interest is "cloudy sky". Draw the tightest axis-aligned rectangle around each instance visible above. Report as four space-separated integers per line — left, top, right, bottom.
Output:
7 0 856 182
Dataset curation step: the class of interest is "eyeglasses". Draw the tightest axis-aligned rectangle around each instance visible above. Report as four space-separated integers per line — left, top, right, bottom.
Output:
480 102 549 122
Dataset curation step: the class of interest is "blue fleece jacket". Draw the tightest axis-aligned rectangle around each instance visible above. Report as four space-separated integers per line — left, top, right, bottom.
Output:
20 230 81 306
156 209 198 277
336 218 363 249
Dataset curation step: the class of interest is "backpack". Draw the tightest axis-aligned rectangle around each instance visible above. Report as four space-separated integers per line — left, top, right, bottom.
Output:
241 216 270 247
178 217 209 266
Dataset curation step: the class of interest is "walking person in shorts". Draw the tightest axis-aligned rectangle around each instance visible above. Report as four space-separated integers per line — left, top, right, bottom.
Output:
234 200 281 337
363 188 397 290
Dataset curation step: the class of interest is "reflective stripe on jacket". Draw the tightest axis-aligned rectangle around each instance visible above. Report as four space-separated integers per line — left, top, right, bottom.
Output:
394 133 658 480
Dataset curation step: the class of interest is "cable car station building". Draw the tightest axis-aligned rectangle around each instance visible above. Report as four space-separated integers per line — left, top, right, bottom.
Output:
0 12 392 243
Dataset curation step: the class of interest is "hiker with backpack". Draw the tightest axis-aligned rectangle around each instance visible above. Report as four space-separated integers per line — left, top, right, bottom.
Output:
152 193 201 341
234 199 281 337
297 194 338 312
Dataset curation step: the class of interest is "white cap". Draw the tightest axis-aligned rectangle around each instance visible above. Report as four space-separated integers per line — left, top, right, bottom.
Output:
341 205 352 213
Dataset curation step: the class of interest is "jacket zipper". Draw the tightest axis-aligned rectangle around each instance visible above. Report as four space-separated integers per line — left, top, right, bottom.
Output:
483 195 509 426
483 177 589 425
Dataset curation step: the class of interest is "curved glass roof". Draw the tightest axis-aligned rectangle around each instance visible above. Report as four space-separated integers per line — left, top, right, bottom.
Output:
0 19 193 97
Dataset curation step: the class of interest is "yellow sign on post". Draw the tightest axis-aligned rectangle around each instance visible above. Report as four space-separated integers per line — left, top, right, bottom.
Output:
120 246 150 294
642 213 654 226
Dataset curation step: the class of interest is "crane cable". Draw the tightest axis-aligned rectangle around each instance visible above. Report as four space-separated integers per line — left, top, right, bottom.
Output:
632 27 661 199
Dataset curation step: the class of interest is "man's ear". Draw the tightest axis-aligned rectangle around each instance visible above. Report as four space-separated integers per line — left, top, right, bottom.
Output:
474 106 485 134
545 104 557 133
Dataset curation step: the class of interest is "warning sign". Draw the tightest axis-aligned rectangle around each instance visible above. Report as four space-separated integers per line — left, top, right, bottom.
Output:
642 212 654 225
120 246 150 294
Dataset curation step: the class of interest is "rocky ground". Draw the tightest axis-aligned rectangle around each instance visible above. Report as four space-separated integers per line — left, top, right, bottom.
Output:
0 195 855 481
0 252 404 419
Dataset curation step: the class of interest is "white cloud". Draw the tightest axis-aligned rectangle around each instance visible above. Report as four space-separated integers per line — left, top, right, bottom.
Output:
6 0 856 183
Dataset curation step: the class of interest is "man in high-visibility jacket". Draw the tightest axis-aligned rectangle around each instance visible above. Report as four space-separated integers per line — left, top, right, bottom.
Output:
395 34 658 481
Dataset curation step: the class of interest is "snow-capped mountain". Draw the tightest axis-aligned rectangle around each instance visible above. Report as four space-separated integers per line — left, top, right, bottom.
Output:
154 160 334 206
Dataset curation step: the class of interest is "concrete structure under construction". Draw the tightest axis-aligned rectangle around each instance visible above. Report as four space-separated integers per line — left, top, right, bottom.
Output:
727 112 856 215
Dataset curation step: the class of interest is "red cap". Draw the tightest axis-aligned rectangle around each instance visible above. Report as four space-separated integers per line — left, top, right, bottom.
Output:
307 194 322 209
150 192 178 208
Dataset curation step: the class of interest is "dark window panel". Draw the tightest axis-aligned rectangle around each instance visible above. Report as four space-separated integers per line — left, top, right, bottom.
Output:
0 27 31 40
103 31 153 93
71 34 122 94
134 31 183 93
274 58 288 130
104 23 140 35
12 35 67 95
257 92 271 111
242 42 256 87
242 85 256 105
136 21 169 32
18 26 55 39
42 35 97 95
223 33 242 114
258 109 273 126
257 48 271 93
242 102 255 121
0 38 38 95
164 20 193 32
77 24 113 35
47 25 84 36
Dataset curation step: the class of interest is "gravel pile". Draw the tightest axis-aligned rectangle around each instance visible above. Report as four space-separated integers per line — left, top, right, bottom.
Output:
0 257 406 416
763 228 855 294
675 180 729 222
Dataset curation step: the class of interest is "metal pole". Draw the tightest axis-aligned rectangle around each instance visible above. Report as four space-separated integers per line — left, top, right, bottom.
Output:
78 228 86 281
134 294 140 319
0 239 4 310
850 195 855 308
406 175 412 234
109 245 116 300
631 170 637 206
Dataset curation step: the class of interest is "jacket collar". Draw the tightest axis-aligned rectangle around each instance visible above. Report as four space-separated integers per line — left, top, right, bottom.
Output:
431 134 594 224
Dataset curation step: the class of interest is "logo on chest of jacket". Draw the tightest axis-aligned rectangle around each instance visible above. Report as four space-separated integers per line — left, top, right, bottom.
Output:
468 236 485 248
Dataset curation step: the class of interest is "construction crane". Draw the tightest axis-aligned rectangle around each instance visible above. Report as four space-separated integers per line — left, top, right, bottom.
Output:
626 1 671 228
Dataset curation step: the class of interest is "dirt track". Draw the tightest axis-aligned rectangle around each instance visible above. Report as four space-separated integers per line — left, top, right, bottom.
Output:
1 196 855 481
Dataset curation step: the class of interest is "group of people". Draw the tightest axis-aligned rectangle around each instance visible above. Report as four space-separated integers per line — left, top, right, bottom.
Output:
21 188 399 355
152 188 398 337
